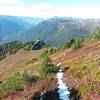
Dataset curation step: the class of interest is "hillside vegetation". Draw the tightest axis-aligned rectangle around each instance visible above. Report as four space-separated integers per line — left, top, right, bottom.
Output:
0 29 100 99
52 29 100 99
0 41 24 60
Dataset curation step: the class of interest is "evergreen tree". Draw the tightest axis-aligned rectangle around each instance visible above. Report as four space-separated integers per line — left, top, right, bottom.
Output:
38 51 53 79
72 39 82 50
89 28 100 41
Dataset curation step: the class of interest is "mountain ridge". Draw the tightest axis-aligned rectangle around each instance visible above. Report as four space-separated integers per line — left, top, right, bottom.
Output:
1 16 100 46
14 17 100 45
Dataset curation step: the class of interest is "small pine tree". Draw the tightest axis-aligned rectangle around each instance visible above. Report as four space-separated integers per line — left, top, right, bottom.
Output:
72 39 82 50
89 28 100 41
38 51 53 79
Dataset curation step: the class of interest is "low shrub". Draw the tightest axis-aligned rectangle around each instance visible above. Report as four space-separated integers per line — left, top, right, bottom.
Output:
0 71 38 93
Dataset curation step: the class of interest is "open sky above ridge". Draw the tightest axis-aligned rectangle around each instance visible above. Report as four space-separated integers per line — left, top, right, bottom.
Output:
0 0 100 18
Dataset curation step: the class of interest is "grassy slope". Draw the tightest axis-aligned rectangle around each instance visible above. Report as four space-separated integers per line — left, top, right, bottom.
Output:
0 41 100 99
51 41 100 99
0 49 41 80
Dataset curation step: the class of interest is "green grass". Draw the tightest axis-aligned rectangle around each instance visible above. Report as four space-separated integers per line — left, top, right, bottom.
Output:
0 71 37 93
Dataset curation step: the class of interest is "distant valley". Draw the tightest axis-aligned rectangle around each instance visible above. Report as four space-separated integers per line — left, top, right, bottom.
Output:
0 15 44 43
0 16 100 45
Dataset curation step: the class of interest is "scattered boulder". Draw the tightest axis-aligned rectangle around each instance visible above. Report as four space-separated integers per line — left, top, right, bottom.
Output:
32 39 45 50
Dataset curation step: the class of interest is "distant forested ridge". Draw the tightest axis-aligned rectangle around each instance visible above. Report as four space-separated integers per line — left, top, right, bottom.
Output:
14 17 100 46
0 41 24 60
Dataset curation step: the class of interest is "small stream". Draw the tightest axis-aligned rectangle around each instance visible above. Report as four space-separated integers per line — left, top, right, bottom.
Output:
39 68 70 100
56 68 70 100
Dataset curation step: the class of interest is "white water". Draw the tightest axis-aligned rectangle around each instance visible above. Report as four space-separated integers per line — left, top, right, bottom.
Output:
40 92 43 100
56 69 70 100
40 69 70 100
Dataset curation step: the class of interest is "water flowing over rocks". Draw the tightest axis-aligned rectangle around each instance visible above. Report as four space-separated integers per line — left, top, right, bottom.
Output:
56 68 70 100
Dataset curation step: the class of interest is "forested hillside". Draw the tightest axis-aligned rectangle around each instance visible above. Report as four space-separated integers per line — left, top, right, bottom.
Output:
15 17 100 45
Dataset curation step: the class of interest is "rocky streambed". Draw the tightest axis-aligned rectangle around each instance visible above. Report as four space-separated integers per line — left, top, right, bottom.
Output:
37 68 71 100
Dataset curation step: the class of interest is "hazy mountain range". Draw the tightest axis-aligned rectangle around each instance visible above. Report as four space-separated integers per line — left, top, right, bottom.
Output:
0 15 44 43
0 15 100 45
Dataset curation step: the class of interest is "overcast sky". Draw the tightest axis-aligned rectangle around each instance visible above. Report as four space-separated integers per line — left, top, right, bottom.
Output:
0 0 100 18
